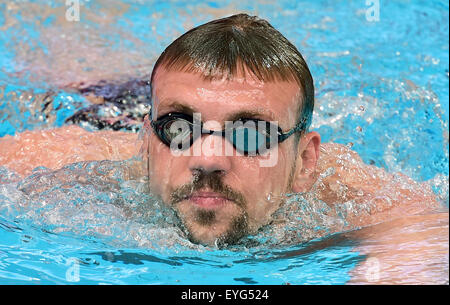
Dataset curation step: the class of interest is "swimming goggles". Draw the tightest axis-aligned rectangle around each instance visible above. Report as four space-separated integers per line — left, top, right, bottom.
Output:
151 112 306 155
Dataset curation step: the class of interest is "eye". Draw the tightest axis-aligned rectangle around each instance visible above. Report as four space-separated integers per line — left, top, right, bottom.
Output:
162 119 192 140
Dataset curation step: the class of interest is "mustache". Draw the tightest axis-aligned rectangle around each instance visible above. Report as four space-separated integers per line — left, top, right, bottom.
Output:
170 171 246 208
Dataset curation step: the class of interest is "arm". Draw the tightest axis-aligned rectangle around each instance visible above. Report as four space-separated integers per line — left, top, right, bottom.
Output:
0 125 140 178
314 143 447 284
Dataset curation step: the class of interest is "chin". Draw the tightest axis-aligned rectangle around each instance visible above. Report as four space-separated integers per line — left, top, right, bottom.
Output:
176 200 249 247
187 227 229 246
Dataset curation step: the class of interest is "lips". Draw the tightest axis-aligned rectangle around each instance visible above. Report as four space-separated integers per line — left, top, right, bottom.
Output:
187 191 230 209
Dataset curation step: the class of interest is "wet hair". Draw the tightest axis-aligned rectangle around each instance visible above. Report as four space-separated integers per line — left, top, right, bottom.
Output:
150 13 314 130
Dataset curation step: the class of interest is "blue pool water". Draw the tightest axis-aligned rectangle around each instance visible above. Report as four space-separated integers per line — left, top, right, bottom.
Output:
0 0 448 284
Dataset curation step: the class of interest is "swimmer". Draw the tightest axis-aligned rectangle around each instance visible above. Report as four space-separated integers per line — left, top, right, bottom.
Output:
0 14 443 247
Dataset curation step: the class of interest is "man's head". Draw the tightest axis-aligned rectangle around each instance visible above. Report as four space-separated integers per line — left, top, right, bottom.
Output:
144 13 320 246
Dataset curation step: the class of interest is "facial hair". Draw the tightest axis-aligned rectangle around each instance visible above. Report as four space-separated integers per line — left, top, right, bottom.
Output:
169 170 249 246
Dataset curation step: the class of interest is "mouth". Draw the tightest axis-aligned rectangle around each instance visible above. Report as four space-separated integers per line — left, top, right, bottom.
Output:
186 191 232 209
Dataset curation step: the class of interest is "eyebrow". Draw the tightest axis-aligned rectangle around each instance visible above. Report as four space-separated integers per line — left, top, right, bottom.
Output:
157 100 274 122
226 110 272 122
157 101 196 116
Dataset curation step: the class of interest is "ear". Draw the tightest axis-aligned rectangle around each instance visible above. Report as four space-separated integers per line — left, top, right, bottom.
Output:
291 131 321 193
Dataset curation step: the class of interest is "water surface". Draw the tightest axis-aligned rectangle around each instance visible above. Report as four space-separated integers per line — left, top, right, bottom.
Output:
0 0 448 284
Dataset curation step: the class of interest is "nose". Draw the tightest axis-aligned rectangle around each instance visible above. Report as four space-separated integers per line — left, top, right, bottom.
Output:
188 135 232 175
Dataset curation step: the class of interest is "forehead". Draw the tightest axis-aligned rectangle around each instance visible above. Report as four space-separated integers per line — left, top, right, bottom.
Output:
152 66 302 124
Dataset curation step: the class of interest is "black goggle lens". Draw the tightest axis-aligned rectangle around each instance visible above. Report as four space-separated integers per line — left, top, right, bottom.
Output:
151 113 291 155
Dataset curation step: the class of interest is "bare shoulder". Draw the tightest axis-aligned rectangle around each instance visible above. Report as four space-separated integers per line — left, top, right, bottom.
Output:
316 142 378 191
314 142 441 225
0 125 140 177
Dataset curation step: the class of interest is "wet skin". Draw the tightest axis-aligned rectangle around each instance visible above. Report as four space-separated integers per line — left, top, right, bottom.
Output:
0 68 443 247
143 66 321 245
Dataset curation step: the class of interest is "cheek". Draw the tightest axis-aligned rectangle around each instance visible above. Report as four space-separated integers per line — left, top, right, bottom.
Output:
233 148 292 195
147 135 189 198
229 149 293 223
